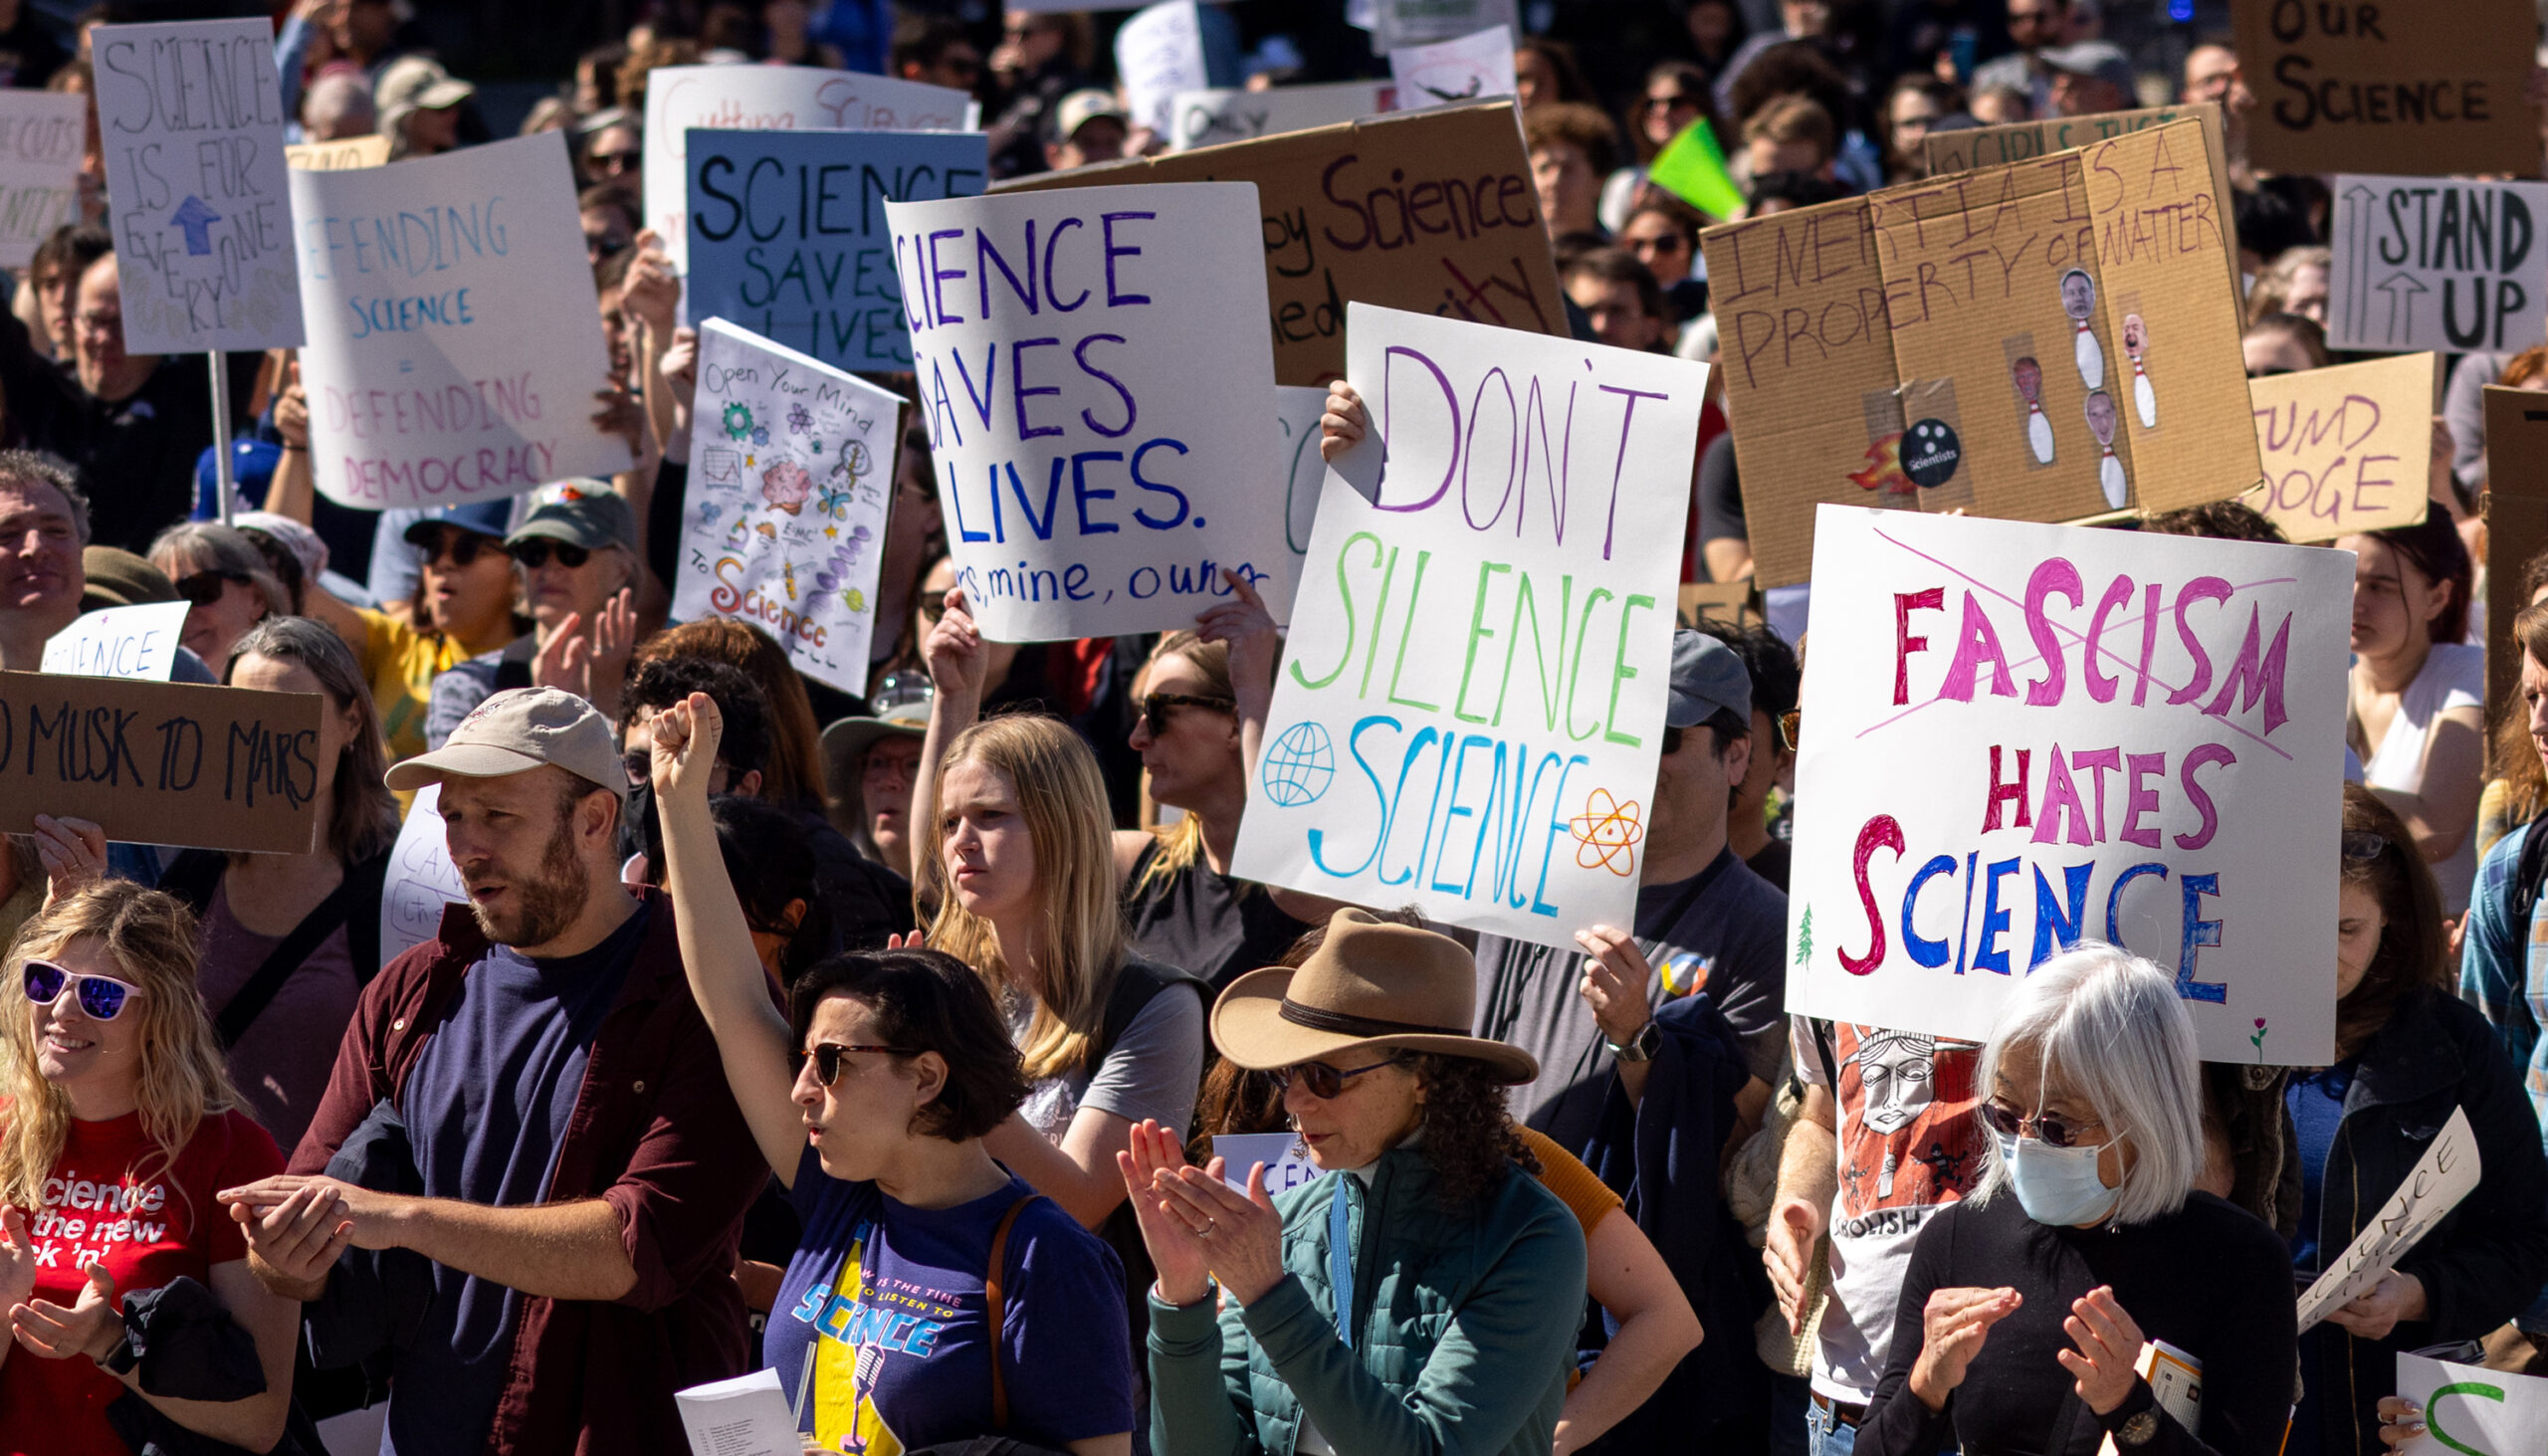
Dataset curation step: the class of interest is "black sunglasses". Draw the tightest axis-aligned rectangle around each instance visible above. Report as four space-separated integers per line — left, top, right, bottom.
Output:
805 1041 919 1086
586 233 631 260
1977 1100 2101 1149
418 529 495 567
173 569 250 607
510 539 592 569
24 959 143 1020
918 590 950 620
1270 1057 1401 1100
1141 692 1235 736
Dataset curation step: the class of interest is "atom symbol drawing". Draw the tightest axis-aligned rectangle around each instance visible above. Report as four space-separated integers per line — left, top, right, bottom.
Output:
1569 789 1645 876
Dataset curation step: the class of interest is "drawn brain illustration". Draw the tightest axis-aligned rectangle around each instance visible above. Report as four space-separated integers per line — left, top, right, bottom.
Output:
762 460 813 514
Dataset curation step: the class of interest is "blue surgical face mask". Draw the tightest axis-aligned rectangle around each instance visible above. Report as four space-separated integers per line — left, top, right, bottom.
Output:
1993 1129 2121 1227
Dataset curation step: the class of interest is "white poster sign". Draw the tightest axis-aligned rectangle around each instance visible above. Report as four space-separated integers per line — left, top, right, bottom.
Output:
1116 1 1210 139
1388 26 1518 110
1269 383 1329 624
2329 174 2548 354
380 782 466 964
1168 83 1391 152
1214 1131 1326 1196
1230 303 1708 947
292 132 626 510
885 182 1287 641
0 92 87 270
1370 0 1518 50
90 19 304 353
2297 1106 2479 1330
1786 508 2351 1064
2395 1350 2548 1456
642 64 977 273
41 602 188 681
675 318 903 695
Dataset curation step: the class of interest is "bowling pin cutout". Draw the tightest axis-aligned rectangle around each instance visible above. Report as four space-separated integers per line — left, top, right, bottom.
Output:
2122 313 2156 428
2085 390 2126 508
2013 356 2054 464
2060 269 2103 389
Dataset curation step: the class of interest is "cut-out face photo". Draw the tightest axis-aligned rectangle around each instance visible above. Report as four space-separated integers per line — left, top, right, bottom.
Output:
2083 389 2119 444
2012 355 2043 403
2122 313 2146 358
1851 1029 1939 1136
2059 269 2096 321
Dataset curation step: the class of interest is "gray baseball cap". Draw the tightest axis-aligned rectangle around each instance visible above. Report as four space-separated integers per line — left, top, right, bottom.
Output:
384 687 625 798
508 485 638 554
1666 629 1752 728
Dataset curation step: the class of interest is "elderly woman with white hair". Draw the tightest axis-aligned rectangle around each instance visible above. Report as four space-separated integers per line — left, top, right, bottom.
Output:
1856 944 2296 1456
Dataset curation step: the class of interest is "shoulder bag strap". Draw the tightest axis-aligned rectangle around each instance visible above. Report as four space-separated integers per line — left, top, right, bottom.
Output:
216 867 366 1050
984 1190 1045 1432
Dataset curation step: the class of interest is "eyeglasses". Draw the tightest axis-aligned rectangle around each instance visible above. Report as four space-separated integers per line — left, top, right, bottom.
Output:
804 1041 919 1086
420 530 494 567
510 539 592 569
1977 1099 2103 1149
1626 232 1691 257
2341 830 2391 861
587 149 639 172
918 590 950 621
173 569 249 608
1272 1057 1402 1100
23 960 143 1020
586 233 631 261
1141 692 1235 736
863 748 922 785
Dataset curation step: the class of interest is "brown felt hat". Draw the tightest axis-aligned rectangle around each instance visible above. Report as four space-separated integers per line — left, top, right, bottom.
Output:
1211 909 1537 1084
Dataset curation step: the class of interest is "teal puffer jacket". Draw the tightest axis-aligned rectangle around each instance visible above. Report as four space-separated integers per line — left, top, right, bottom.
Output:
1148 1144 1589 1456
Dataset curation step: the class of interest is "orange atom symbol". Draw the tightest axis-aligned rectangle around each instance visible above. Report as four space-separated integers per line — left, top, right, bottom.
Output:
1568 789 1645 876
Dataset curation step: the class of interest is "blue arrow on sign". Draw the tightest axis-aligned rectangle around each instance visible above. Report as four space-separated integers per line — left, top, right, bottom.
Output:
169 195 221 256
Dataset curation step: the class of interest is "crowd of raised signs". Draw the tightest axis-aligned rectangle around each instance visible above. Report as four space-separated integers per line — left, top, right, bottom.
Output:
8 2 2548 1456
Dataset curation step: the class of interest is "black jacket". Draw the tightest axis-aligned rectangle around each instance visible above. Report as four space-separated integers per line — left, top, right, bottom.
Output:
2303 985 2548 1455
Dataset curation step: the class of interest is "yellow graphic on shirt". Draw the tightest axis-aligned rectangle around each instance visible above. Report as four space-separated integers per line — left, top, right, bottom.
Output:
791 1225 961 1455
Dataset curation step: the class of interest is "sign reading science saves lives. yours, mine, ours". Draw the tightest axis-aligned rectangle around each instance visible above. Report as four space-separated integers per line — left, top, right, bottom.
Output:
1231 304 1709 948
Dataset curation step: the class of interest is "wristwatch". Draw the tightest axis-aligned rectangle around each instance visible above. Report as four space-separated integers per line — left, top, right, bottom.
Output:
1605 1020 1661 1064
101 1329 139 1376
2103 1381 2161 1447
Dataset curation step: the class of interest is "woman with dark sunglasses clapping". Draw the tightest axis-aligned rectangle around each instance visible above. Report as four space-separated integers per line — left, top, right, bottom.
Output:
649 692 1135 1456
0 882 298 1455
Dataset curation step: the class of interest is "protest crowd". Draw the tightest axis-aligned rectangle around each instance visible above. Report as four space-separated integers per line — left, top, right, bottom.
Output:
6 1 2548 1455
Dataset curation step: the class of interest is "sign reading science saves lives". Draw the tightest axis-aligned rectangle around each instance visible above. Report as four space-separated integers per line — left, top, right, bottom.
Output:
1231 304 1708 947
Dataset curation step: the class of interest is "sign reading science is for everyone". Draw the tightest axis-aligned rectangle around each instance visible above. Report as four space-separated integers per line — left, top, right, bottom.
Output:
1230 304 1708 948
1786 508 2351 1065
883 182 1289 641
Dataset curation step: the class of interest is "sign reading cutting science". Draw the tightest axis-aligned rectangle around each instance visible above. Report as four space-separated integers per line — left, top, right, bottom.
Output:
1230 304 1708 948
291 132 625 509
90 18 303 353
1786 508 2349 1065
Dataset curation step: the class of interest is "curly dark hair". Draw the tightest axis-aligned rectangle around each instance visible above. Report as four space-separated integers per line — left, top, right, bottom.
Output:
1411 1054 1541 1206
788 947 1029 1142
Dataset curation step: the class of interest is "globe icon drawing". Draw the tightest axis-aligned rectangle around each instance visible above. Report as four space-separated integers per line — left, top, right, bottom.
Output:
1261 722 1336 807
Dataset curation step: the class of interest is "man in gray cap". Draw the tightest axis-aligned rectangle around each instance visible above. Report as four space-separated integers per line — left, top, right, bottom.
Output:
426 485 643 745
220 688 763 1455
1469 628 1790 1150
2041 40 2137 117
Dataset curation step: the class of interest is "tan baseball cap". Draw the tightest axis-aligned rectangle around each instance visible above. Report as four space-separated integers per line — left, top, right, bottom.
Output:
384 687 624 798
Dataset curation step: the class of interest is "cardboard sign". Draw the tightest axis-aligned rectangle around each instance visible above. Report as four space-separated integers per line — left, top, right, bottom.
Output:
2482 385 2548 725
91 19 303 354
1230 304 1709 947
2328 175 2548 354
675 318 904 694
0 670 321 852
1116 1 1209 139
642 65 977 273
380 781 466 963
1678 580 1762 631
1168 82 1390 152
2395 1351 2548 1456
683 128 986 374
2241 352 2435 541
2297 1106 2478 1329
41 603 189 681
1367 0 1517 50
1918 101 2238 284
1389 25 1516 111
0 92 86 270
1002 102 1565 387
885 183 1286 641
1213 1131 1325 1196
1787 508 2350 1064
1702 119 2257 589
292 132 625 510
286 135 389 171
2233 0 2538 177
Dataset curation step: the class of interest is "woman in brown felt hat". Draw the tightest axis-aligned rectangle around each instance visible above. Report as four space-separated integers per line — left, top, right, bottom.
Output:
1118 909 1591 1456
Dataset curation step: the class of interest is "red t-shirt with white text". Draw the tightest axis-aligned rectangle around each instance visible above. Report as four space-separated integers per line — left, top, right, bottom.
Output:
1 1107 283 1456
